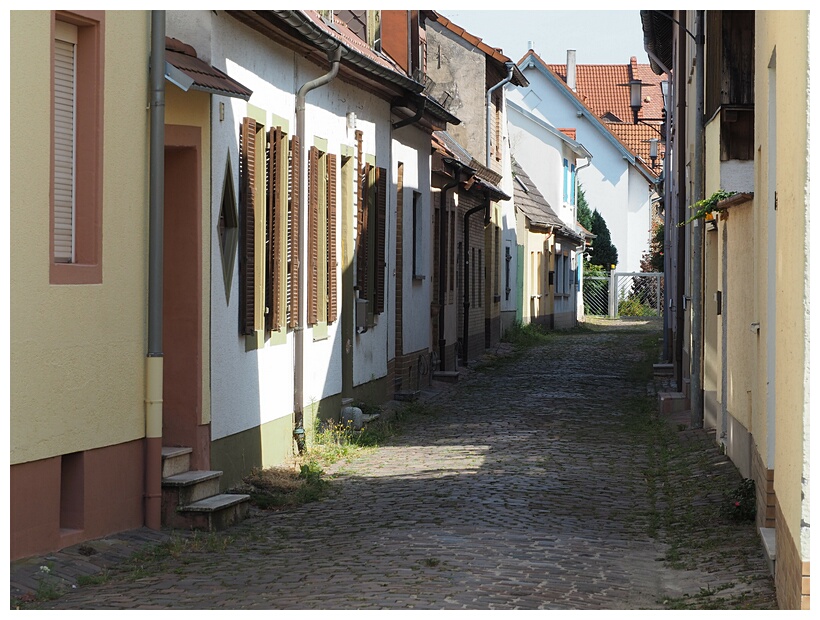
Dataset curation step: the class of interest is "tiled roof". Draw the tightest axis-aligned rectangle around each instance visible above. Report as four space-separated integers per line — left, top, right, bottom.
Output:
433 131 509 200
546 55 665 170
558 128 576 140
511 158 564 230
165 37 252 100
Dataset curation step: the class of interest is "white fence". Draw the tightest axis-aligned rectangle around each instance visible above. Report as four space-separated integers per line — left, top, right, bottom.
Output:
583 272 664 318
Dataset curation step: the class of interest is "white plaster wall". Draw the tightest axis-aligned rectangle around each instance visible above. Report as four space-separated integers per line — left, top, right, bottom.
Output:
510 69 649 272
351 107 392 388
720 160 755 194
176 14 395 439
393 129 433 356
508 110 565 218
626 166 653 273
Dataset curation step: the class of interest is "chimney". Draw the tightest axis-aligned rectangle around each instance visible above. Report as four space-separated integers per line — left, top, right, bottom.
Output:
567 49 577 92
527 40 534 51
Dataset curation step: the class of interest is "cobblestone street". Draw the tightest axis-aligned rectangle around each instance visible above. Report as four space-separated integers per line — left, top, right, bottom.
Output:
12 319 777 610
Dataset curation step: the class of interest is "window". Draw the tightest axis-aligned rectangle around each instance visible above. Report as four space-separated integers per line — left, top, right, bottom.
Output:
562 158 569 203
504 244 512 301
51 11 103 285
412 191 423 279
355 136 387 318
478 249 483 307
448 208 455 300
239 118 300 336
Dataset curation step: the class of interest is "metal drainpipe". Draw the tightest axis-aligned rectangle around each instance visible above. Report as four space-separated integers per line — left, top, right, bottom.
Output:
462 197 489 367
574 158 592 317
438 164 462 371
690 11 705 429
293 45 342 441
645 49 674 363
145 9 165 530
486 64 514 168
675 10 688 394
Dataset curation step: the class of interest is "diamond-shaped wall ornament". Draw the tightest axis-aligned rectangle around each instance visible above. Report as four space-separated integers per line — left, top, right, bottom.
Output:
218 154 239 304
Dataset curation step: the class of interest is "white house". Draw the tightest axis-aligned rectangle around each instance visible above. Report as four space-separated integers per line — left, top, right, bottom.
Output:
507 99 592 324
508 49 659 273
165 10 452 487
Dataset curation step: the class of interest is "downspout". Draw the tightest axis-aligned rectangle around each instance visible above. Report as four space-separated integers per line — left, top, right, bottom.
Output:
690 11 705 429
462 196 489 367
145 10 165 530
486 63 515 168
392 97 426 130
438 162 462 371
293 45 342 443
646 48 674 363
574 157 592 317
675 11 688 393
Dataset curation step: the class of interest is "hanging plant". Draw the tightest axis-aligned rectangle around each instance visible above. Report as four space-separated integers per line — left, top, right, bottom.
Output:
679 190 737 226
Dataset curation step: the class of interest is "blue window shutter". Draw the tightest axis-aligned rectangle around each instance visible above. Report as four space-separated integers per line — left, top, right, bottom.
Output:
571 164 576 204
563 159 568 202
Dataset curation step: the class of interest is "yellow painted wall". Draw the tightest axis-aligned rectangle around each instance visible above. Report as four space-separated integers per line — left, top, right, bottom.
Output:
10 11 150 464
702 120 721 425
755 10 810 558
722 203 755 432
165 84 212 426
518 223 550 324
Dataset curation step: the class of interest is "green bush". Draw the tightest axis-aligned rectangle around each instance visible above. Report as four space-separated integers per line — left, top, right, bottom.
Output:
618 297 656 317
723 478 756 523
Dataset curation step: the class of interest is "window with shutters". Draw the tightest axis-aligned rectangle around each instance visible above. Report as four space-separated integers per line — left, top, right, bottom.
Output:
240 118 299 338
307 145 338 327
267 126 290 332
412 191 423 279
355 156 387 320
50 11 103 285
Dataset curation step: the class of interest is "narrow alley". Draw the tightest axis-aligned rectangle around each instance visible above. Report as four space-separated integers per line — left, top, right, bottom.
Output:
12 319 777 610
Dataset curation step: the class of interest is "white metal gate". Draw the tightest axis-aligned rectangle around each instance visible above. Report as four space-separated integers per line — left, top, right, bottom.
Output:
583 272 664 317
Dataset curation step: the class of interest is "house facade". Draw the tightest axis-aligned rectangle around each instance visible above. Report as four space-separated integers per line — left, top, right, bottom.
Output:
10 10 152 560
509 50 659 274
508 103 591 329
641 9 810 610
164 10 452 487
425 13 527 357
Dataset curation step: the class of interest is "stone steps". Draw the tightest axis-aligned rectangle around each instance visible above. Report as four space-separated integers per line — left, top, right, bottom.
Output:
161 447 249 532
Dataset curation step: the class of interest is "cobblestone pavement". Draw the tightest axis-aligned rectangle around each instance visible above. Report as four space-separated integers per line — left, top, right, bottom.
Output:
12 318 777 610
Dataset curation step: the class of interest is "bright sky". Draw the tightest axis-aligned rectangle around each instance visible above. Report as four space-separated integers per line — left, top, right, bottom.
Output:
438 10 647 66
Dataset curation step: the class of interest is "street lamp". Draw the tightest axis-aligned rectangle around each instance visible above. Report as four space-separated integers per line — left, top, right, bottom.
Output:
627 78 669 131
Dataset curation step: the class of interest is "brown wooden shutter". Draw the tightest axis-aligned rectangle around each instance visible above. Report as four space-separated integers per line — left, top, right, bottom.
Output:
358 161 371 301
375 166 387 314
239 117 256 335
267 127 284 331
307 146 320 326
288 134 300 329
327 153 338 324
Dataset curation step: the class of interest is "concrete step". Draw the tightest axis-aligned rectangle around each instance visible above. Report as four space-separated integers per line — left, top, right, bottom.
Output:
433 371 460 384
161 446 192 478
760 527 776 577
394 390 420 402
653 363 673 377
163 470 223 505
658 391 690 414
169 493 251 532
